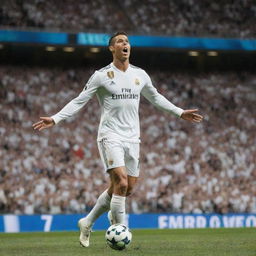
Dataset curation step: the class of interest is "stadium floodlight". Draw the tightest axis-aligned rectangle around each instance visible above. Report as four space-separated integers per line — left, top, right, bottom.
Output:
188 51 199 56
45 46 56 52
90 47 100 53
207 51 218 56
63 47 75 52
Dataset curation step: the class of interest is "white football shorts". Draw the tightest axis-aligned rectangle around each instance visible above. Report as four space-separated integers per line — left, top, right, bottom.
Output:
97 139 140 177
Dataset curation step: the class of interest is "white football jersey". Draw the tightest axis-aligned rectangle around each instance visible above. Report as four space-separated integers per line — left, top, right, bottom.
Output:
51 63 183 143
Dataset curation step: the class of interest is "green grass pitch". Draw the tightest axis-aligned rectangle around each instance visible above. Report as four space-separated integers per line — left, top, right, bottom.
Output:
0 228 255 256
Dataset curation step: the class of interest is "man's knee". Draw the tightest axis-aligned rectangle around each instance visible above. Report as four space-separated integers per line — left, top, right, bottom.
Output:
109 167 137 196
117 179 128 195
111 171 128 195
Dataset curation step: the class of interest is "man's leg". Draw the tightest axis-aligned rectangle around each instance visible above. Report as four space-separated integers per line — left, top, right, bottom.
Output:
83 189 111 226
79 139 116 248
78 189 112 247
107 175 138 225
79 168 127 247
109 167 127 224
108 169 138 225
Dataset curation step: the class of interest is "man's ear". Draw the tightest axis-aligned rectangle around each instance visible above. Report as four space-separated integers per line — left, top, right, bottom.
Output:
109 45 114 52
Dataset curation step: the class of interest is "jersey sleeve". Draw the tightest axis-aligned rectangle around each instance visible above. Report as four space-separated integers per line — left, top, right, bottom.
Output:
141 71 184 117
51 71 101 124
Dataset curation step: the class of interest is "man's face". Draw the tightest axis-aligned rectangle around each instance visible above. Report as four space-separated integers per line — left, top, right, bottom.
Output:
109 34 131 61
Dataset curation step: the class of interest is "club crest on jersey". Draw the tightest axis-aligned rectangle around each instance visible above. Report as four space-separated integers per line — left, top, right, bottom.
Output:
135 78 140 85
107 71 114 79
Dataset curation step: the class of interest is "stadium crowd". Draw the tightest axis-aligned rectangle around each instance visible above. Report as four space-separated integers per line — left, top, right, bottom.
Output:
0 66 255 215
0 0 255 38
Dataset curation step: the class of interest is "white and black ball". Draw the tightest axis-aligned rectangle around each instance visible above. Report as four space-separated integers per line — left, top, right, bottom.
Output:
105 224 132 250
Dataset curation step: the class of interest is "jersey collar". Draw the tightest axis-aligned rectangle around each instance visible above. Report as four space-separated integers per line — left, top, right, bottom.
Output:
111 62 130 73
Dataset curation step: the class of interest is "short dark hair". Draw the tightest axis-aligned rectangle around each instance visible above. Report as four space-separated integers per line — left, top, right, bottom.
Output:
108 32 128 46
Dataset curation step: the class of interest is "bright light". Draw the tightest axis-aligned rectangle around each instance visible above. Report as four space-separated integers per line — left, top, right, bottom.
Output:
90 47 100 53
207 51 218 56
188 51 199 56
45 46 56 51
63 47 75 52
0 44 4 49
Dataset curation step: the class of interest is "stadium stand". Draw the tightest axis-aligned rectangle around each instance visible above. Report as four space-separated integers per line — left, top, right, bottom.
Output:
0 0 255 38
0 66 255 214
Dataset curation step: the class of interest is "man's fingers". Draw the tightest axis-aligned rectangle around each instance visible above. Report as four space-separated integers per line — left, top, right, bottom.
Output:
186 109 198 113
33 123 43 130
33 120 49 130
193 113 202 118
32 123 42 130
193 114 203 120
193 114 203 121
32 120 43 127
194 118 202 122
38 126 46 131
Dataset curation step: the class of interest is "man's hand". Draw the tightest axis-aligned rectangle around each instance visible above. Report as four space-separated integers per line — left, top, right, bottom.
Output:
32 117 55 131
180 109 203 123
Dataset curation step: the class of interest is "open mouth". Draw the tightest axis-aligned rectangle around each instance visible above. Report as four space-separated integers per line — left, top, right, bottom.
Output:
122 47 128 53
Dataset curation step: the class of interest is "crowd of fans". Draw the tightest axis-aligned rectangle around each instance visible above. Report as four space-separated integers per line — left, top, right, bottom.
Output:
0 65 255 215
121 0 256 38
1 0 255 38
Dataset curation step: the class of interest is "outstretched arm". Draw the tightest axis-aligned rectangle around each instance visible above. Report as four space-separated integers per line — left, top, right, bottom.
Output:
32 71 100 131
141 72 203 122
141 79 184 117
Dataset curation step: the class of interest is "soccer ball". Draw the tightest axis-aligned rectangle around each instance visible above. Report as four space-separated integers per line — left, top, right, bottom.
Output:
105 224 132 250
